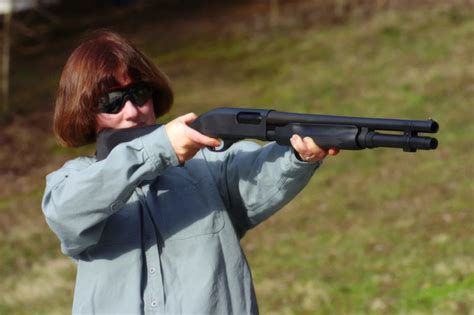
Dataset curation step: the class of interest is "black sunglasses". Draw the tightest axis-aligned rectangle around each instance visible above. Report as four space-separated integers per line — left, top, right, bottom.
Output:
97 82 153 114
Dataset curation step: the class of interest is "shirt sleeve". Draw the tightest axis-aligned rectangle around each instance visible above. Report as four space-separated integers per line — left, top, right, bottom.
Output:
201 141 321 236
41 126 179 257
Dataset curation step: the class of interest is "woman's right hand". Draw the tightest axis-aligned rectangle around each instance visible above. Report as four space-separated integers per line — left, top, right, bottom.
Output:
165 113 221 163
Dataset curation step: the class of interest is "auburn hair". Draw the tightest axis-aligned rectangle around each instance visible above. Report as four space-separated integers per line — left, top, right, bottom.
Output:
53 30 173 147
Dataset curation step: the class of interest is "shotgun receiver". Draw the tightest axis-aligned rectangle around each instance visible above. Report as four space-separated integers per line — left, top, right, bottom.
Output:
190 108 439 152
96 107 439 160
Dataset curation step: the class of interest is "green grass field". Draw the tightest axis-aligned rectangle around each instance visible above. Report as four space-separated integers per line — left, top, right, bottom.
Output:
0 3 473 314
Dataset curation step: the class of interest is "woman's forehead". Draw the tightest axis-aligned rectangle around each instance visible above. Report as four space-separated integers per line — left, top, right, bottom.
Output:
108 76 133 90
99 73 133 92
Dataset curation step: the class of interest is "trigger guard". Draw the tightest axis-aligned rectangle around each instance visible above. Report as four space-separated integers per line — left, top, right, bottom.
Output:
208 139 237 152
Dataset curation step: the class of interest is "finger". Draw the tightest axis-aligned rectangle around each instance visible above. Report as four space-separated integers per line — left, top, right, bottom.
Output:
328 148 340 156
290 135 307 155
177 112 198 124
305 137 328 161
304 136 331 160
185 126 221 147
291 135 320 162
302 136 320 153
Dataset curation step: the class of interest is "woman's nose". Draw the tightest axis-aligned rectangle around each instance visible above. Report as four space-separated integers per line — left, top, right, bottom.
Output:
121 100 139 118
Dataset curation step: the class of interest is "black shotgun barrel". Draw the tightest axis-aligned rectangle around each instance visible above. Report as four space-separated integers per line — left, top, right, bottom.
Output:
267 111 439 133
358 131 438 151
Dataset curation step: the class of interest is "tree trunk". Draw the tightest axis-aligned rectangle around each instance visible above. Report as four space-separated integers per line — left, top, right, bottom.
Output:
2 3 12 116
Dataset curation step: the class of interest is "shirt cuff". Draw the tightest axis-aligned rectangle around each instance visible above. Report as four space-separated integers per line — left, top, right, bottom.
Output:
140 125 180 171
284 146 322 177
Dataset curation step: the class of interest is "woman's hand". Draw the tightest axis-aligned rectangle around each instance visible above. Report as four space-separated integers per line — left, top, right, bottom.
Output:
165 113 221 163
290 134 339 163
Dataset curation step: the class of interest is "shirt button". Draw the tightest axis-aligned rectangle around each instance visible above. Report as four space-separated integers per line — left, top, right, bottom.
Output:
149 267 156 274
110 202 122 211
151 301 158 308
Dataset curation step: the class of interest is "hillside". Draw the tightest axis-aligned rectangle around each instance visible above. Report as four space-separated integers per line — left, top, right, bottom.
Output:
1 1 473 314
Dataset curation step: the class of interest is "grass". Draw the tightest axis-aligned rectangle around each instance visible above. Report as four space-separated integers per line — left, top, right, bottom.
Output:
1 2 473 314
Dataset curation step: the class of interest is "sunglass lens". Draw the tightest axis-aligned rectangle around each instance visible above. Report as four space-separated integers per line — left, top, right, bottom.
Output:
131 85 153 106
107 91 126 113
98 91 126 114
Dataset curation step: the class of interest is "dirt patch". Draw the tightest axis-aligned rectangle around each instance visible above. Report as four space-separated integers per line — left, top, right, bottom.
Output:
0 111 63 213
0 112 53 176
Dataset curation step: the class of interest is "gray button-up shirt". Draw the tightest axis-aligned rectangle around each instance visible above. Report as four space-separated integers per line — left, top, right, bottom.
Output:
42 126 320 314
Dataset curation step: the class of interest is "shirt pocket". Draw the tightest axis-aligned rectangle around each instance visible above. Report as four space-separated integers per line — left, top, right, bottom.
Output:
97 200 141 246
154 167 224 241
81 202 141 262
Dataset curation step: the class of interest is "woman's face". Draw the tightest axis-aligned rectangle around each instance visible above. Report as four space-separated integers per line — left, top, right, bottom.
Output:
95 78 156 133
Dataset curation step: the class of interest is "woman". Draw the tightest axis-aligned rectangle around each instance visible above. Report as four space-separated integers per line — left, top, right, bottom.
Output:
42 30 338 314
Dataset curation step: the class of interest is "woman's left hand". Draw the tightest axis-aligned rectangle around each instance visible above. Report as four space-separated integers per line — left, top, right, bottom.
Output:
290 134 340 163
